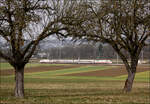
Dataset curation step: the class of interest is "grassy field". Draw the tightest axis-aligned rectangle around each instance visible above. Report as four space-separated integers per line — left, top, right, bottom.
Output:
116 71 150 82
0 63 149 104
0 63 71 70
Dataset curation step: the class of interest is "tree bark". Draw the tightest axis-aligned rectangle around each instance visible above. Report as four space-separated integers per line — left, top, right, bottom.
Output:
14 67 24 98
123 72 135 92
122 55 138 92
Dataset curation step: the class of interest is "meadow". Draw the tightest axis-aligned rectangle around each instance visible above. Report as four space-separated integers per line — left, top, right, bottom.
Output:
0 63 72 70
0 63 149 104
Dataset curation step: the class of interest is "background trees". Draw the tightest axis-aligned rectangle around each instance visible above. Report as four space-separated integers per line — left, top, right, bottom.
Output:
33 38 149 60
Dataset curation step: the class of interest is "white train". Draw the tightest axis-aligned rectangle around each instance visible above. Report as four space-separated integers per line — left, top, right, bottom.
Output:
39 59 112 64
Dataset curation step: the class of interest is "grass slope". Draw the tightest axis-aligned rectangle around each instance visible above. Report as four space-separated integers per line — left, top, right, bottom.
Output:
0 63 71 70
1 65 149 82
25 66 110 78
115 71 150 82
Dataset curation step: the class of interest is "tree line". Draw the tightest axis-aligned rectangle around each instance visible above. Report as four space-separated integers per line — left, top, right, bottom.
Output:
35 43 150 60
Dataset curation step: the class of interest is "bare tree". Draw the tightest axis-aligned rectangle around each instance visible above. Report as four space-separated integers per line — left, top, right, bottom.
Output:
65 0 150 92
0 0 74 98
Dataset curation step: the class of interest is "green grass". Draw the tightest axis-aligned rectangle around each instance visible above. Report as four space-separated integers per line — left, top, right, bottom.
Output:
24 66 110 78
1 65 112 83
0 63 71 70
0 64 149 104
115 71 150 82
23 65 149 82
0 63 13 69
1 65 149 82
0 81 149 104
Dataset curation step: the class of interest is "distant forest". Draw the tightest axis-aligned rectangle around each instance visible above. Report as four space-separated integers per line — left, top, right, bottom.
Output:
34 43 150 60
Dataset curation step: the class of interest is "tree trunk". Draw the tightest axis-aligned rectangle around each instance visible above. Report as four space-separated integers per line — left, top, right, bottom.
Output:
14 67 24 98
123 72 135 92
122 54 138 92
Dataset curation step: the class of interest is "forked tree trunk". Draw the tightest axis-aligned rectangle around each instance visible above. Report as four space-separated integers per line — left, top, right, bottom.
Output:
123 72 135 92
14 67 24 98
